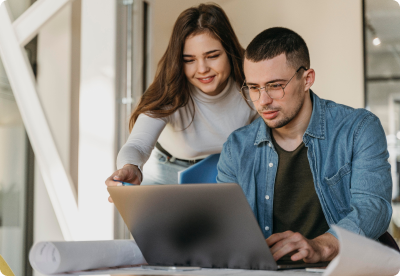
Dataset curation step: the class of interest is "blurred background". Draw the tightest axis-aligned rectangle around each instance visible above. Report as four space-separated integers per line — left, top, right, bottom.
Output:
0 0 399 275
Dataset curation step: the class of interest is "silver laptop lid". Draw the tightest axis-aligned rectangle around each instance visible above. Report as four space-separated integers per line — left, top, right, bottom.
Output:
108 183 277 270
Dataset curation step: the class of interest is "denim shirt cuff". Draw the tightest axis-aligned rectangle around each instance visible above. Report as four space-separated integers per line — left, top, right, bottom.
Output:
327 220 367 241
327 228 339 240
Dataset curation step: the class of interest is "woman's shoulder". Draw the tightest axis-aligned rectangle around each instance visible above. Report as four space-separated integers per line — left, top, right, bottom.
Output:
139 111 170 123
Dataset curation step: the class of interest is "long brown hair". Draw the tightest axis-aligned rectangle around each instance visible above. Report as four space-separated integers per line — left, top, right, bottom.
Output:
129 3 244 131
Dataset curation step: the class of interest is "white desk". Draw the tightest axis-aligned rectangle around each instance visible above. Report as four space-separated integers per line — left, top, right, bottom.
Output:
59 266 323 276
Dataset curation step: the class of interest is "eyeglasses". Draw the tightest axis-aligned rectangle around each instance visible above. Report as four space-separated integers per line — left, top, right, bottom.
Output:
240 66 307 102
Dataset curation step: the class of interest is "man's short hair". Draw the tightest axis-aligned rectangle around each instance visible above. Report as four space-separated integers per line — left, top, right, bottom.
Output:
245 27 310 71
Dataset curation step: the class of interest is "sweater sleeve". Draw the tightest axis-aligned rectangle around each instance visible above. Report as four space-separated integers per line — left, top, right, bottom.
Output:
116 113 167 171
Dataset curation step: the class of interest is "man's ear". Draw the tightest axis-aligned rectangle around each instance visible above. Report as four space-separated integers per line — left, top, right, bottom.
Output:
304 69 315 91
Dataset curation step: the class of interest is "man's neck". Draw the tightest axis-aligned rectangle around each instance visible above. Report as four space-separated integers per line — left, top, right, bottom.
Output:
272 92 313 151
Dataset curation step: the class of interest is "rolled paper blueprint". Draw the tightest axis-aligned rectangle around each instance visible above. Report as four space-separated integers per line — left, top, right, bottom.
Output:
323 226 400 276
29 240 146 275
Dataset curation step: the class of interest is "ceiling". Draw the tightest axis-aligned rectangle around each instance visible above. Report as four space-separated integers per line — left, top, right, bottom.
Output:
365 0 400 134
366 0 400 48
366 0 400 76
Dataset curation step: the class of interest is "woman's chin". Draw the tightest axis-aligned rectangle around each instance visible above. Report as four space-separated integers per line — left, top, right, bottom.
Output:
195 84 219 96
196 81 228 96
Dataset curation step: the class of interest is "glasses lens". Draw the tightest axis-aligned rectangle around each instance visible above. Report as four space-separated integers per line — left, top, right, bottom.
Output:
267 84 284 99
241 86 259 102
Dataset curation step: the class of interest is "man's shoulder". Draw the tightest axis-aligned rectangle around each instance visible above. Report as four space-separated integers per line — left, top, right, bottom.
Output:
321 98 377 126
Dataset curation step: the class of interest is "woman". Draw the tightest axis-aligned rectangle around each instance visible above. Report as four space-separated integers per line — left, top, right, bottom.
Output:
106 3 257 195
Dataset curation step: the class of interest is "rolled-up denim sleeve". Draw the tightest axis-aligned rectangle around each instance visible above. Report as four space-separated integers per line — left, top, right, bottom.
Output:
217 138 238 184
327 114 392 240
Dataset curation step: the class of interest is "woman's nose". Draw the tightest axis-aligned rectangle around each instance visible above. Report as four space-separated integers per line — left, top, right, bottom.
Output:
197 60 210 74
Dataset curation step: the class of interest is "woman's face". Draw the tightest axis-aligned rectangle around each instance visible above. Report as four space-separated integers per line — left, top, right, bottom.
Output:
183 32 231 96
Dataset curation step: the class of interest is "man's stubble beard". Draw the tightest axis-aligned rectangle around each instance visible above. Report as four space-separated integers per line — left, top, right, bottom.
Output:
260 94 305 129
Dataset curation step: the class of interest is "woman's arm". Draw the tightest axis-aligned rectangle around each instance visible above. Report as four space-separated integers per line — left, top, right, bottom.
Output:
116 113 167 171
105 114 167 200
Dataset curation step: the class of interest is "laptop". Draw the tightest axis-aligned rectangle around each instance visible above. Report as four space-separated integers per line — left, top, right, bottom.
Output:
108 183 329 271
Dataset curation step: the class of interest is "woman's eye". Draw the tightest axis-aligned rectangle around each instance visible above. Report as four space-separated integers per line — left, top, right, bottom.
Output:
183 59 194 63
208 54 220 59
249 86 258 91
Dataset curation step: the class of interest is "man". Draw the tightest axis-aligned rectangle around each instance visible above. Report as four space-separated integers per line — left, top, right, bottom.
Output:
217 27 392 264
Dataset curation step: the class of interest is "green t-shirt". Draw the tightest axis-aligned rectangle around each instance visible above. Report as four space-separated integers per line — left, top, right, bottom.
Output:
271 134 329 240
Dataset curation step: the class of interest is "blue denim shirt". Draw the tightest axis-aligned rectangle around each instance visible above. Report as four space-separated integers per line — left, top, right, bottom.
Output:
217 91 392 240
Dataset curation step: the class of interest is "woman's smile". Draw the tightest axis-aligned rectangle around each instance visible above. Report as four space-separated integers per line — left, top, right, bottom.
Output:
183 33 231 96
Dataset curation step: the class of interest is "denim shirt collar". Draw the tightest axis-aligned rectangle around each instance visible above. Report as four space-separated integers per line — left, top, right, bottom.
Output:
254 90 326 146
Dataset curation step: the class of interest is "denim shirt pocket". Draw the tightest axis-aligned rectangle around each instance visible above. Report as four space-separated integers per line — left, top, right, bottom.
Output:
324 163 352 216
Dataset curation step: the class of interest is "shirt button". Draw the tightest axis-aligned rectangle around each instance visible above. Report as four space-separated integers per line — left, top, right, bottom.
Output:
265 226 270 231
265 195 270 200
269 163 273 167
268 143 272 148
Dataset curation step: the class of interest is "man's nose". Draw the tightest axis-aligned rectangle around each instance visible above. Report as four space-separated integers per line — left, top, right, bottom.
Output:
258 88 273 106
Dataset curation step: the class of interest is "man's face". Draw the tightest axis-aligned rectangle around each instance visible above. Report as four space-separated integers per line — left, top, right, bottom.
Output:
243 54 307 129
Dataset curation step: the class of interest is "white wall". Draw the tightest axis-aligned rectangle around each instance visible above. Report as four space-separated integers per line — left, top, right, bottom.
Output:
37 3 72 174
33 5 73 276
34 0 116 247
152 0 364 108
78 0 115 240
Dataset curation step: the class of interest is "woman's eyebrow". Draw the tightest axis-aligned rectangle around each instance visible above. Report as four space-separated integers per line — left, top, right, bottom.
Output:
203 49 220 55
183 49 221 58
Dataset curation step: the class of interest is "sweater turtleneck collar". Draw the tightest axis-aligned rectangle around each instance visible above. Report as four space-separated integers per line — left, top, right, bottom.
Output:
190 77 234 104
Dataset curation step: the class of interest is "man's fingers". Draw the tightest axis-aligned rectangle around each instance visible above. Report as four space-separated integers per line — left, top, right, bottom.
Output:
274 240 319 263
269 233 314 261
291 248 310 262
269 232 334 263
272 241 301 261
266 231 294 246
266 235 277 247
268 231 302 254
